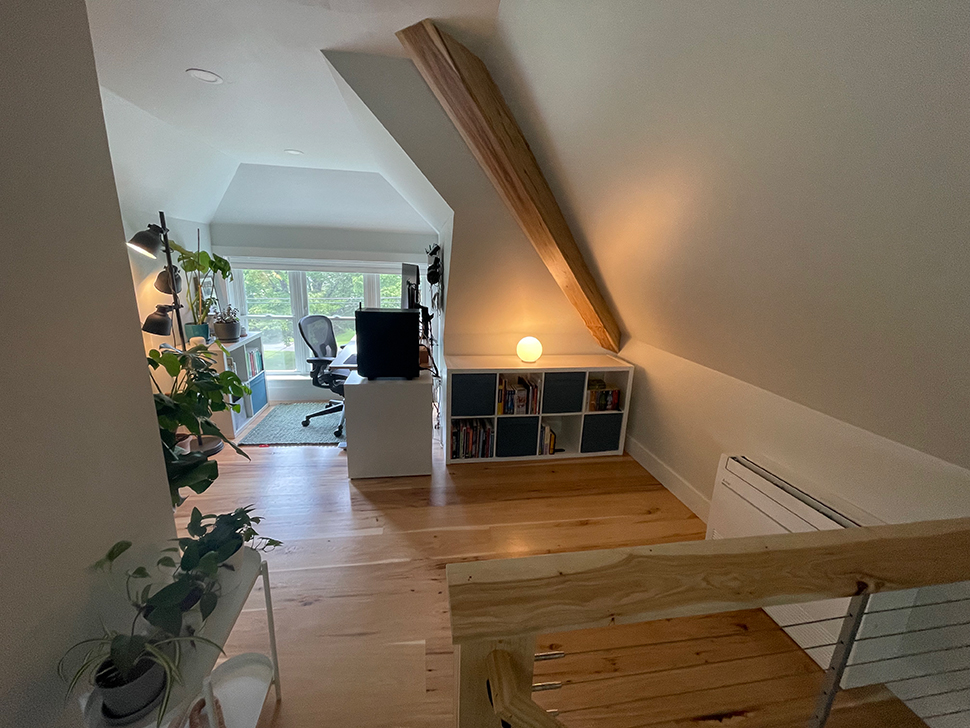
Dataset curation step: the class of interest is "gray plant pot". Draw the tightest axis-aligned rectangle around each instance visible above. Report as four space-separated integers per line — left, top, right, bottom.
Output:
213 320 241 342
96 659 166 722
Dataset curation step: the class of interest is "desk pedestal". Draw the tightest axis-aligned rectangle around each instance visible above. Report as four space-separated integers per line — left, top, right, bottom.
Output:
344 371 433 479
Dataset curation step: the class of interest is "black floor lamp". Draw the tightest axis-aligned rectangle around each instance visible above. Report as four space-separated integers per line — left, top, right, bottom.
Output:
127 211 188 350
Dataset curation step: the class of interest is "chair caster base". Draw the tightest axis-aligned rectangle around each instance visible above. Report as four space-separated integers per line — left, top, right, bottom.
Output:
334 428 344 438
302 419 311 427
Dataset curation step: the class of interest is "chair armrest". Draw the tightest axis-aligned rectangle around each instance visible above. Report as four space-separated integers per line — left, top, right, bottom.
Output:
307 356 335 365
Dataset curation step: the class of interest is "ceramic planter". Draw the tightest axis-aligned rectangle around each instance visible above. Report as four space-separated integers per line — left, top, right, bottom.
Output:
96 659 166 722
218 543 246 591
213 320 241 342
184 323 209 340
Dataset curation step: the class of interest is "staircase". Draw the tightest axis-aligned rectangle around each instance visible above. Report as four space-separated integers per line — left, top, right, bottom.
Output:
446 518 970 728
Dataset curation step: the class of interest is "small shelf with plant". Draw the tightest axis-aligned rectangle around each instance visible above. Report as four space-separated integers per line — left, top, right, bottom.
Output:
60 509 280 725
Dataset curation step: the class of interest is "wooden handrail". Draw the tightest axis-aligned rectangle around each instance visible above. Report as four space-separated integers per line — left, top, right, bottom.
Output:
447 517 970 643
485 650 566 728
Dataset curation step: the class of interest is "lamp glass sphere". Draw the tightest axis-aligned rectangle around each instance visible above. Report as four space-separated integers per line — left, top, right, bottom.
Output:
516 336 543 363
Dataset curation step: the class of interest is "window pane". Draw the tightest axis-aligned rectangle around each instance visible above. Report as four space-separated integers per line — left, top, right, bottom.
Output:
306 271 363 346
248 316 296 371
381 273 403 308
243 269 292 316
242 270 295 371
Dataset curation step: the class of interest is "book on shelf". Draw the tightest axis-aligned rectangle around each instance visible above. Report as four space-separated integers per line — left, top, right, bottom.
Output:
497 375 540 415
540 423 558 455
587 378 621 411
450 418 493 459
246 349 263 378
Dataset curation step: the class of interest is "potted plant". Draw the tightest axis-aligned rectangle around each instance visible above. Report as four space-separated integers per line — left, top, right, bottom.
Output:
180 506 281 579
60 542 223 724
212 305 241 343
148 343 251 507
170 231 233 340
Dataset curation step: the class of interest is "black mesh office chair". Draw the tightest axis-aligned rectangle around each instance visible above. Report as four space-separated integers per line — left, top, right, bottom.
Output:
298 315 347 437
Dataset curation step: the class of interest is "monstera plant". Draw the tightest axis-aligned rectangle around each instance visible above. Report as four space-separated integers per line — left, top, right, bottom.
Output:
148 343 250 507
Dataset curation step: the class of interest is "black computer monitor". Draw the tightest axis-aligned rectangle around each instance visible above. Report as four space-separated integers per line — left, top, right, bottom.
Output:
355 308 420 380
402 263 420 309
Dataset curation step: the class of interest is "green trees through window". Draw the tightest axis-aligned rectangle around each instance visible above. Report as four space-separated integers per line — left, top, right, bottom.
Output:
239 267 406 372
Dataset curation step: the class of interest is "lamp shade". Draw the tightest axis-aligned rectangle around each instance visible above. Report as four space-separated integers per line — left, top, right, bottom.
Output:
516 336 543 363
142 305 174 336
153 265 182 294
126 227 163 259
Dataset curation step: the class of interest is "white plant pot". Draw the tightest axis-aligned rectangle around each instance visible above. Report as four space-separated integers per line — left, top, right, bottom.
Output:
217 545 246 593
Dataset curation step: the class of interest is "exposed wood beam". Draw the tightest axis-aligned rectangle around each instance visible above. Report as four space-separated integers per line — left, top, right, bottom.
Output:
397 19 621 352
446 516 970 642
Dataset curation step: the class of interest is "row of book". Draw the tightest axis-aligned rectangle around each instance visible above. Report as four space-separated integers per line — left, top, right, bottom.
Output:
539 423 559 456
498 375 541 415
587 378 621 411
248 349 264 378
451 419 493 459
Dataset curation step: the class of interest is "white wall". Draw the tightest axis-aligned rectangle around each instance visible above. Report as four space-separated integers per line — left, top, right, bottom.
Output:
100 87 238 225
325 51 606 358
0 1 177 724
211 222 434 264
622 341 970 524
486 1 970 518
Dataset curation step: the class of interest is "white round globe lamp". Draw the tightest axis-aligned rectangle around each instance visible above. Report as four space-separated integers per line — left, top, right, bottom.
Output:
516 336 543 363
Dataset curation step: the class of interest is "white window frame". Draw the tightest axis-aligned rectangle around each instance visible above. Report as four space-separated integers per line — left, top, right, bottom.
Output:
227 256 426 375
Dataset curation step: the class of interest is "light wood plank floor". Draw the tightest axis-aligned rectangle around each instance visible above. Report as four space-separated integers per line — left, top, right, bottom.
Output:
177 442 923 728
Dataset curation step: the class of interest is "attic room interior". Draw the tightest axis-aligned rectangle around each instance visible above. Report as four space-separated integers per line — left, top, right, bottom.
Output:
4 1 969 728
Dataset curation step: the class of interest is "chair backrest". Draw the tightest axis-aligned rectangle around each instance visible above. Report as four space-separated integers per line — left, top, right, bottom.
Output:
298 315 338 358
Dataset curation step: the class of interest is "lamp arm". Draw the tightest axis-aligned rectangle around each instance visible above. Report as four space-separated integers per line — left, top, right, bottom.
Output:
158 211 188 350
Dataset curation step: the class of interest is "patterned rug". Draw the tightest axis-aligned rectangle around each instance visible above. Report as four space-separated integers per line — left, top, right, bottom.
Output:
239 402 342 446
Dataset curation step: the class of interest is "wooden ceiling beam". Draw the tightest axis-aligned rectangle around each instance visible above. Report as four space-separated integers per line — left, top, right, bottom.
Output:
397 19 621 352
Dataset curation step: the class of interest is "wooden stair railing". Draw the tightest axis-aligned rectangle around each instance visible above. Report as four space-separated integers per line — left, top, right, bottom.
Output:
485 650 565 728
446 517 970 728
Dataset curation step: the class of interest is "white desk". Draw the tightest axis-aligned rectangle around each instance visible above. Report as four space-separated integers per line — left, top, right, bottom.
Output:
343 370 433 479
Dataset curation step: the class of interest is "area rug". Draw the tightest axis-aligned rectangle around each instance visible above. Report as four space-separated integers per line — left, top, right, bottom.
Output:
239 402 342 446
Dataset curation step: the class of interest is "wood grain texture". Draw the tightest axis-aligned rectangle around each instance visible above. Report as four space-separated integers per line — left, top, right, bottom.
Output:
178 442 925 727
396 19 622 352
447 517 970 641
485 649 565 728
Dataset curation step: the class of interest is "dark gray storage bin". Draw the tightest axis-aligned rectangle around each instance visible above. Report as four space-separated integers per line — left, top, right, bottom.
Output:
451 373 497 417
542 372 586 414
581 413 623 453
496 416 540 457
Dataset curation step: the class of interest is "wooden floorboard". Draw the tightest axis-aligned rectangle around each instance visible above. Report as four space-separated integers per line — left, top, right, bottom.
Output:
179 440 923 728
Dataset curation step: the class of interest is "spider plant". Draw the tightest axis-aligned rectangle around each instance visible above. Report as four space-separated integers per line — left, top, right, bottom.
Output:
59 540 224 722
58 630 222 724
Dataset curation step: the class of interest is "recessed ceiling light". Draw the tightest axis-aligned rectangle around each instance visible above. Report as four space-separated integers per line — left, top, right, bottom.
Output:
186 68 223 84
284 149 305 155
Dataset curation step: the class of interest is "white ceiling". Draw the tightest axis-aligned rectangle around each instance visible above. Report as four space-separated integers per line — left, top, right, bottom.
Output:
85 0 499 221
212 163 436 231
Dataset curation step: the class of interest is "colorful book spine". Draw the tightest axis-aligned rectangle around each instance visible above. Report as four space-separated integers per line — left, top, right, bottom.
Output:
450 419 494 459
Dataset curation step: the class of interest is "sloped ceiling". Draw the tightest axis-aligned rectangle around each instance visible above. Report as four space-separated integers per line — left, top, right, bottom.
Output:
85 0 499 225
212 164 436 232
485 1 970 467
100 88 238 224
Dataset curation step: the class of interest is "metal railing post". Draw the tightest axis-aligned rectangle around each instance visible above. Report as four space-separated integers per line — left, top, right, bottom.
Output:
808 593 870 728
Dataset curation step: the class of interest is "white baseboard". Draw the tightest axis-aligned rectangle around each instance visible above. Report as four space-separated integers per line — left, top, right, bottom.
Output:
625 435 711 523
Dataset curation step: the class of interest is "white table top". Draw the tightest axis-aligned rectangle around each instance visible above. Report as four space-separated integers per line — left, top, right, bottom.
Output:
445 354 631 372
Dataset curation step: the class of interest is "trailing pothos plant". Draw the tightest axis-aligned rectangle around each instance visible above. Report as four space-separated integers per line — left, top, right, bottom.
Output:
182 505 282 570
148 343 250 507
59 541 224 723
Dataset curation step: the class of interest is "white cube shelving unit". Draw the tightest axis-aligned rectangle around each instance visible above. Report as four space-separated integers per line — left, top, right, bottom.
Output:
444 354 633 464
209 332 268 438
